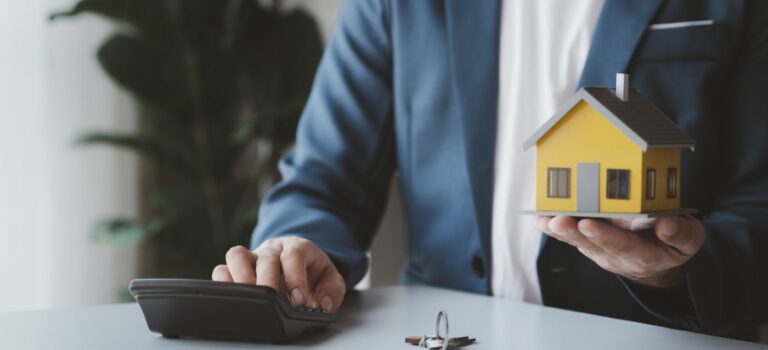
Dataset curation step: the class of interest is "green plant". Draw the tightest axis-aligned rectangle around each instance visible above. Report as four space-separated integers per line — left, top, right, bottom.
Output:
51 0 323 276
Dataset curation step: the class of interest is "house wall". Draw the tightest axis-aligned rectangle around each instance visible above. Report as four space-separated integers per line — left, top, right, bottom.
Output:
641 148 681 212
536 101 644 213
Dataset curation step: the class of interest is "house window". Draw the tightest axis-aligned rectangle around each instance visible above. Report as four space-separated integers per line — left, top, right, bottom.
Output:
607 169 630 200
547 168 570 198
646 168 656 200
667 168 677 198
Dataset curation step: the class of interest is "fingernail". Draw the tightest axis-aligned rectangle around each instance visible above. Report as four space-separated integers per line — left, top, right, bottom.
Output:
291 288 304 306
321 296 333 312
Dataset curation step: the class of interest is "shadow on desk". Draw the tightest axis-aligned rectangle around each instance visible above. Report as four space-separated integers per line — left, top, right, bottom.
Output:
294 290 389 346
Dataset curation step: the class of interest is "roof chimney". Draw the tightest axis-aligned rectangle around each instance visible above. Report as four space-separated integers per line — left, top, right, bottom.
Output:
616 73 629 101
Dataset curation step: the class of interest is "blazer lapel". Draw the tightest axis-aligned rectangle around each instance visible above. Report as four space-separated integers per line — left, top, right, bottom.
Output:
579 0 666 87
445 0 501 261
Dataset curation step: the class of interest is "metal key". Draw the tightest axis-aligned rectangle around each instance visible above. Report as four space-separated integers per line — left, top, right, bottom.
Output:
404 311 477 349
405 335 476 348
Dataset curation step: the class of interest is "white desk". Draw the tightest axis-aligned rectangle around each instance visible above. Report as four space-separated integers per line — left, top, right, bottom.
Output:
0 286 763 349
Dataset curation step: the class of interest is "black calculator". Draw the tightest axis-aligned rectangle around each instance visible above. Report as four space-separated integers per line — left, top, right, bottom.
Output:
128 279 336 342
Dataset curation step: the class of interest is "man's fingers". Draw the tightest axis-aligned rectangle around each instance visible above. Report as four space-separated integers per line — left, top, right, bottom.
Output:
255 253 282 292
225 246 257 284
655 216 704 256
280 239 312 306
312 269 346 312
218 238 346 311
537 216 704 289
212 264 234 282
536 216 555 234
577 218 651 256
545 216 606 255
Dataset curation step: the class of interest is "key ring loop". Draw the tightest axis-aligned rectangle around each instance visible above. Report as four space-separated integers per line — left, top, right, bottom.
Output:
435 311 449 350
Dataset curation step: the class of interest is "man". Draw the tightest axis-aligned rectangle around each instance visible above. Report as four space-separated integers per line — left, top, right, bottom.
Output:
212 0 768 340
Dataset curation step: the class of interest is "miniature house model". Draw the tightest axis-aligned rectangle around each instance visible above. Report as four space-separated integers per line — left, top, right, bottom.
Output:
523 74 696 218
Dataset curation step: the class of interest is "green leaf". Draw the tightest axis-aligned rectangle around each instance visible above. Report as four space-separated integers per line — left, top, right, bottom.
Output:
92 218 164 246
97 34 190 110
230 101 303 145
55 0 326 277
234 7 322 146
117 288 136 303
76 132 198 174
50 0 170 36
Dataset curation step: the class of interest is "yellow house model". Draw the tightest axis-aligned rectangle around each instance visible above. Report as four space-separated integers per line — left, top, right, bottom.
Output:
523 74 696 218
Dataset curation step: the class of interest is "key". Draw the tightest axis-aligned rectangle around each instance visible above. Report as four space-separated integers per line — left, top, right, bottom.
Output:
405 311 477 349
404 335 440 347
405 335 426 345
427 336 477 349
447 336 476 346
404 335 477 348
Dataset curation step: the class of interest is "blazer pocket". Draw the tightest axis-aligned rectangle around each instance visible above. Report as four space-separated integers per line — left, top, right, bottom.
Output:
634 22 729 62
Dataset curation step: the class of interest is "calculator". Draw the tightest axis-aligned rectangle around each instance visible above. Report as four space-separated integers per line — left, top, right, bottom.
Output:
128 278 336 342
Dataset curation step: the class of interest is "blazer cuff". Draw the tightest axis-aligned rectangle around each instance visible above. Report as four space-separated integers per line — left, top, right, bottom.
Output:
328 253 369 290
306 239 369 290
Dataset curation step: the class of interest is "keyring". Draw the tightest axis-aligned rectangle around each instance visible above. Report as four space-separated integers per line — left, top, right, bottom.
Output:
408 310 475 348
435 311 449 350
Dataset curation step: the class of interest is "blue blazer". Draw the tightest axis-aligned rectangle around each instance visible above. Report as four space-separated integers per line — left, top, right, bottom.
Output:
253 0 768 340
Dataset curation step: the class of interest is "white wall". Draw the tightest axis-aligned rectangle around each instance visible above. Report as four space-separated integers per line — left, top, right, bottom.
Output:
0 0 138 312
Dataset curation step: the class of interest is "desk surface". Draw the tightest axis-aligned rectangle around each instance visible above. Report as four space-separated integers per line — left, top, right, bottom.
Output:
0 285 764 349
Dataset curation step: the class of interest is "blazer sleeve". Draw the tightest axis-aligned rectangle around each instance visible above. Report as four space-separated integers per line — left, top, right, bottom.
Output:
251 0 395 289
621 1 768 338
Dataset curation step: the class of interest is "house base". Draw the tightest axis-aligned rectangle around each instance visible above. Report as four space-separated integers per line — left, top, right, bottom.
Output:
520 208 698 219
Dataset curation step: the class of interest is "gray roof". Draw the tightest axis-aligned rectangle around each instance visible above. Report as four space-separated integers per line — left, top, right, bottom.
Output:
522 87 696 151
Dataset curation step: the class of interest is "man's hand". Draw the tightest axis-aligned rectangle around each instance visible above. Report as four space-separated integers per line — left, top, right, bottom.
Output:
212 237 346 312
537 215 705 288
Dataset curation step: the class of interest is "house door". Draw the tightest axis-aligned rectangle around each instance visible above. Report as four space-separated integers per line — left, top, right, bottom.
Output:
577 163 599 212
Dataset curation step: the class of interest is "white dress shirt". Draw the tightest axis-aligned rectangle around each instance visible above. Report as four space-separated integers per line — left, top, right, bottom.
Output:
492 0 605 303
